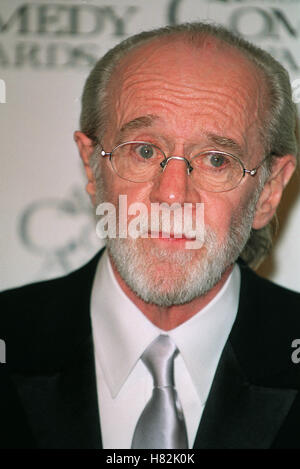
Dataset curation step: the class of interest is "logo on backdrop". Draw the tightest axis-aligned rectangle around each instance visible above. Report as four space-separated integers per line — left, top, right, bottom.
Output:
168 0 300 72
0 3 139 68
0 1 299 71
18 186 102 279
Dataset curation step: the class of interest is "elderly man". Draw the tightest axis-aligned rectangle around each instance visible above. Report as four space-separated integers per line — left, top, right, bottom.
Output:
1 22 300 449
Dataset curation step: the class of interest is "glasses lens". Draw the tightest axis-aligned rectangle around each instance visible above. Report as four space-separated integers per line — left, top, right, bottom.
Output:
190 151 244 192
111 142 165 182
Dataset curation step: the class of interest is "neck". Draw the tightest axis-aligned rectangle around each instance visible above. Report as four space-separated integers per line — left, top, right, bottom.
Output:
109 254 234 331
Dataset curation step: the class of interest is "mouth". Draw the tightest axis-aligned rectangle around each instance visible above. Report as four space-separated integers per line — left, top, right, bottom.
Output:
147 231 196 242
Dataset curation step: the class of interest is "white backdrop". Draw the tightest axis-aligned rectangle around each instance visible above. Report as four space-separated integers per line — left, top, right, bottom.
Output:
0 0 299 292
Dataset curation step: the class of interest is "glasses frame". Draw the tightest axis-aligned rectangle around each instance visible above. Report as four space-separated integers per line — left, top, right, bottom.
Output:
100 140 269 192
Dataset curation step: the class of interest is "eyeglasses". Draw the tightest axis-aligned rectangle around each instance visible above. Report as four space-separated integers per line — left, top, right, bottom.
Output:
100 140 267 193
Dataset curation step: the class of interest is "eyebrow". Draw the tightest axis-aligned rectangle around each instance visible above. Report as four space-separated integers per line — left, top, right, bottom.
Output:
205 133 244 158
117 114 160 143
116 116 244 158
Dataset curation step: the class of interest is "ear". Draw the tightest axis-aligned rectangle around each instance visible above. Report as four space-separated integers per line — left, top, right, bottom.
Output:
74 131 97 205
252 154 296 230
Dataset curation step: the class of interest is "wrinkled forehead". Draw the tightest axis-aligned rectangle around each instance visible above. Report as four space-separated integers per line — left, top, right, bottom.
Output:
106 35 267 149
109 35 266 102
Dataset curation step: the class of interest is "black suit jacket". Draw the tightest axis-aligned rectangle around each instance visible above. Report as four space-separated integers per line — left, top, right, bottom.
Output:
1 249 300 449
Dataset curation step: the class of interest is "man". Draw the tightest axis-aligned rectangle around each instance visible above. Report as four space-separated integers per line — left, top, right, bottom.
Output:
1 22 300 449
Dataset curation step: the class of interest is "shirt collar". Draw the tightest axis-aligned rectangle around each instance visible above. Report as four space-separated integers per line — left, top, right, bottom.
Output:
91 249 160 397
91 249 240 403
168 264 240 403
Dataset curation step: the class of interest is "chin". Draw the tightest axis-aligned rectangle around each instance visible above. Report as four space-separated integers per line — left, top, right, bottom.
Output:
106 234 231 306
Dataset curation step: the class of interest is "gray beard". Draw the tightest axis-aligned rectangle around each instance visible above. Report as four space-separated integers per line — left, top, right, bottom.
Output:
104 200 258 307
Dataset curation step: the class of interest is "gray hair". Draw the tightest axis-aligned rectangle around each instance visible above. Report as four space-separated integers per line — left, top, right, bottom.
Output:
80 22 299 269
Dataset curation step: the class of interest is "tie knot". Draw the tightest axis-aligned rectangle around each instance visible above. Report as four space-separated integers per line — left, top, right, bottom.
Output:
142 335 178 388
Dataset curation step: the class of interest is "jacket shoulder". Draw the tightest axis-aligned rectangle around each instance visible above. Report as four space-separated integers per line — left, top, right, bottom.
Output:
0 250 102 315
239 262 300 312
0 250 103 370
232 262 300 383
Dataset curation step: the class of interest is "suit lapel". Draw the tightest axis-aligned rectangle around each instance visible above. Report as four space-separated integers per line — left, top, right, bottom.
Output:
193 341 297 449
193 262 299 448
10 334 102 449
8 250 105 448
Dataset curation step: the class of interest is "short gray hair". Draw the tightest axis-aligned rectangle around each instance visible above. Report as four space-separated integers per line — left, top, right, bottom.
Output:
80 22 299 269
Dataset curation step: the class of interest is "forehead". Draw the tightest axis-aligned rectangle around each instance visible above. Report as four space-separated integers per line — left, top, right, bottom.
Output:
106 36 266 153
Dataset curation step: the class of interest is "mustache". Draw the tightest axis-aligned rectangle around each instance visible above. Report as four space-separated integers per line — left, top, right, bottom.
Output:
122 206 205 239
95 192 209 242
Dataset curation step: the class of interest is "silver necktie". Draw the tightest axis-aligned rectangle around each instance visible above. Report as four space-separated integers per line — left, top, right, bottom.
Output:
131 335 188 449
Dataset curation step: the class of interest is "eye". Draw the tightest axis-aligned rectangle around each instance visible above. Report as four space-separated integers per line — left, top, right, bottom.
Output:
135 144 155 160
208 153 227 168
192 151 233 173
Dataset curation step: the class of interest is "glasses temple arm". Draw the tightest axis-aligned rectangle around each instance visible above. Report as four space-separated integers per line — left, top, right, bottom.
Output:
244 153 274 176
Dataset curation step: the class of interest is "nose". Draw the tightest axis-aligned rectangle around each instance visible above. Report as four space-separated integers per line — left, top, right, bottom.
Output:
149 156 192 205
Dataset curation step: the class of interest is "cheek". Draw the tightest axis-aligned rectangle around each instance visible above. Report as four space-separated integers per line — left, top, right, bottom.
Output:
100 161 153 211
202 196 241 241
203 184 258 242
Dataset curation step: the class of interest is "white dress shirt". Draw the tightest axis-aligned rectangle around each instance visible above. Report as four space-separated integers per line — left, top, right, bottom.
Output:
91 249 241 449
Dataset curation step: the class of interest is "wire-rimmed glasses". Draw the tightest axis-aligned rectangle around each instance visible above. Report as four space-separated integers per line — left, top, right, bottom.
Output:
100 140 267 193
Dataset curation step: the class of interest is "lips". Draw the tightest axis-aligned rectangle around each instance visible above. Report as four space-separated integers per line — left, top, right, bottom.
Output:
147 231 196 240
